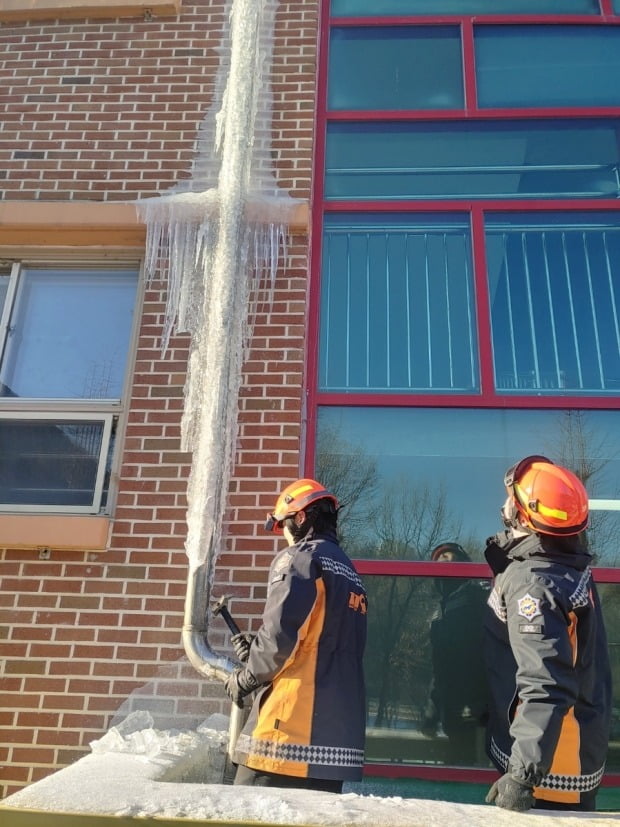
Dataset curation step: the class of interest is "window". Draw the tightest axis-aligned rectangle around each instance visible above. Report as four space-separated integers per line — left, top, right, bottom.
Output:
328 26 463 111
486 212 620 395
317 407 620 567
0 263 139 513
320 213 477 393
325 119 620 201
330 0 600 13
475 26 620 109
314 4 620 779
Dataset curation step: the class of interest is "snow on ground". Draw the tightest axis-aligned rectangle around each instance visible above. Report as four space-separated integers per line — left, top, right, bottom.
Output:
1 713 617 826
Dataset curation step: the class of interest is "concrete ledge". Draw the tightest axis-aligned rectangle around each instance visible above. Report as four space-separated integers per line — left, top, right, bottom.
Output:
0 202 146 247
0 199 309 247
0 514 111 551
0 1 182 23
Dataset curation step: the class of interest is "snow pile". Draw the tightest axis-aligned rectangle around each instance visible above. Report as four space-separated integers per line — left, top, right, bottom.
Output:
86 711 229 784
2 770 617 826
1 712 617 825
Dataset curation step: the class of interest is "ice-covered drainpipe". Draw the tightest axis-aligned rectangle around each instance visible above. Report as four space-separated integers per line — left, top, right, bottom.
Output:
137 0 299 761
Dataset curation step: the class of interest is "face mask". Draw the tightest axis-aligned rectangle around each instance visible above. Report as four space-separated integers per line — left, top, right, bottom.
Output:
500 495 519 528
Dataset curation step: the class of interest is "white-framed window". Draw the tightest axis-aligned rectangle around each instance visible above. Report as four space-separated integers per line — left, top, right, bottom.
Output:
0 261 140 514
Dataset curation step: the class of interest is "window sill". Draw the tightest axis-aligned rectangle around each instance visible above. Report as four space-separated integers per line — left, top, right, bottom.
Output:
0 513 110 550
0 1 181 23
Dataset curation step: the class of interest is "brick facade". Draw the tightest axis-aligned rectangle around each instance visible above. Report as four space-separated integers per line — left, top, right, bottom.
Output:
0 0 317 797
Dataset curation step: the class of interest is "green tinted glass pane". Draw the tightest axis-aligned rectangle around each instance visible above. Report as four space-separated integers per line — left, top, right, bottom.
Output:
315 407 620 566
328 26 463 111
486 212 620 396
331 0 599 13
325 119 620 200
599 584 620 772
476 26 620 108
363 574 491 769
320 213 477 393
362 575 620 772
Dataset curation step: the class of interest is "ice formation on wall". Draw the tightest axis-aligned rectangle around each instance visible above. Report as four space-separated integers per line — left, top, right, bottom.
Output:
136 0 300 572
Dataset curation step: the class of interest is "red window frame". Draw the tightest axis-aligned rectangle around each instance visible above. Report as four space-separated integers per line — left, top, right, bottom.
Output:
309 0 620 785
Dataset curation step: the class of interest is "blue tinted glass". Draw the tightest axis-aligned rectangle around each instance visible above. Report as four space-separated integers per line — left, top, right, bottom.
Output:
316 406 620 567
476 26 620 108
320 213 477 394
486 212 620 396
331 0 599 13
328 26 463 111
0 268 138 400
325 120 620 200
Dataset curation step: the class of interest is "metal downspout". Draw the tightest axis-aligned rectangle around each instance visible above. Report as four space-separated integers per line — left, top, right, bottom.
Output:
182 558 247 766
179 0 274 770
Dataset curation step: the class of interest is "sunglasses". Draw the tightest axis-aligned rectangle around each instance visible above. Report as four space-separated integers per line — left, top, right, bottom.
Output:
264 513 284 534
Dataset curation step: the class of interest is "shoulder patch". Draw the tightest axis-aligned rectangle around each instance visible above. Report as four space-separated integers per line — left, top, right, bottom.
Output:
517 593 542 621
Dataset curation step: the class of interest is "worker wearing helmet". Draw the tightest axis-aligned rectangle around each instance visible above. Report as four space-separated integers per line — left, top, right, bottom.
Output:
484 456 612 813
224 478 367 792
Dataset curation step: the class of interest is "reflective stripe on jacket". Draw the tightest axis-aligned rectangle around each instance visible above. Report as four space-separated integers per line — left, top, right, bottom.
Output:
484 531 612 806
233 528 367 780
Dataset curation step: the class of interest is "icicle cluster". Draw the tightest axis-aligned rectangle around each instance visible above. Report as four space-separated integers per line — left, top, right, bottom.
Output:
136 0 301 571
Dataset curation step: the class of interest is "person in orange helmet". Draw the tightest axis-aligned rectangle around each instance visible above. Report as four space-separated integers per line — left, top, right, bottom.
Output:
224 478 367 793
484 456 611 813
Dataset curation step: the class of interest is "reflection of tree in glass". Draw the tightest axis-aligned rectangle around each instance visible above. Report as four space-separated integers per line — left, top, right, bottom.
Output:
598 584 620 756
315 422 379 551
545 410 620 566
316 427 477 726
365 481 464 727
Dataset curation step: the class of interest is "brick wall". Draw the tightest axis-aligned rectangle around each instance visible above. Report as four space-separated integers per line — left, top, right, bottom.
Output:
0 0 318 797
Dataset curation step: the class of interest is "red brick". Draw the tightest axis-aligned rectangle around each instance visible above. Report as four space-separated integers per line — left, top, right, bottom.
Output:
0 0 313 796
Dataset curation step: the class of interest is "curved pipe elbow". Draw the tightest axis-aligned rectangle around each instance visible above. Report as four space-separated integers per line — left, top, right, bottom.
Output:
182 624 237 682
183 559 237 682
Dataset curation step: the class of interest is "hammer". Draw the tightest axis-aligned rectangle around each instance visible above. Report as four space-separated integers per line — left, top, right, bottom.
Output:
212 595 242 637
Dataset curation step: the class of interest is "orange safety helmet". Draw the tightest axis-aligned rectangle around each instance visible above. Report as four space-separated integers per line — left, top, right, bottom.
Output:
264 478 339 534
504 455 589 536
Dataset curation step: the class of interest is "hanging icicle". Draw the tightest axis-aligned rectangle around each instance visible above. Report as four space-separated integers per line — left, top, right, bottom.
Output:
136 0 302 573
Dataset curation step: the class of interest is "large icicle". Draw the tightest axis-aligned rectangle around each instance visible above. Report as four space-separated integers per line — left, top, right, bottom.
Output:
136 0 301 574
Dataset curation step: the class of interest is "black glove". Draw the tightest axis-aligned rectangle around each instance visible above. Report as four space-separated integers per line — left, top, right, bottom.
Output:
224 667 260 708
485 773 535 812
231 632 255 663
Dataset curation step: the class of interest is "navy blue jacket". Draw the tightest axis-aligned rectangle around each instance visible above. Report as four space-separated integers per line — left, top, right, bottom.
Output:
484 530 612 807
233 528 367 780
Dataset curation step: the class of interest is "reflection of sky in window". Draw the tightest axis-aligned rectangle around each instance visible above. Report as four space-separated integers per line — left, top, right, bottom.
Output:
1 269 138 400
317 407 620 562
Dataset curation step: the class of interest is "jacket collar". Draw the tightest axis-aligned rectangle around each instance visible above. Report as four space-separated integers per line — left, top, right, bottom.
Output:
485 529 592 576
